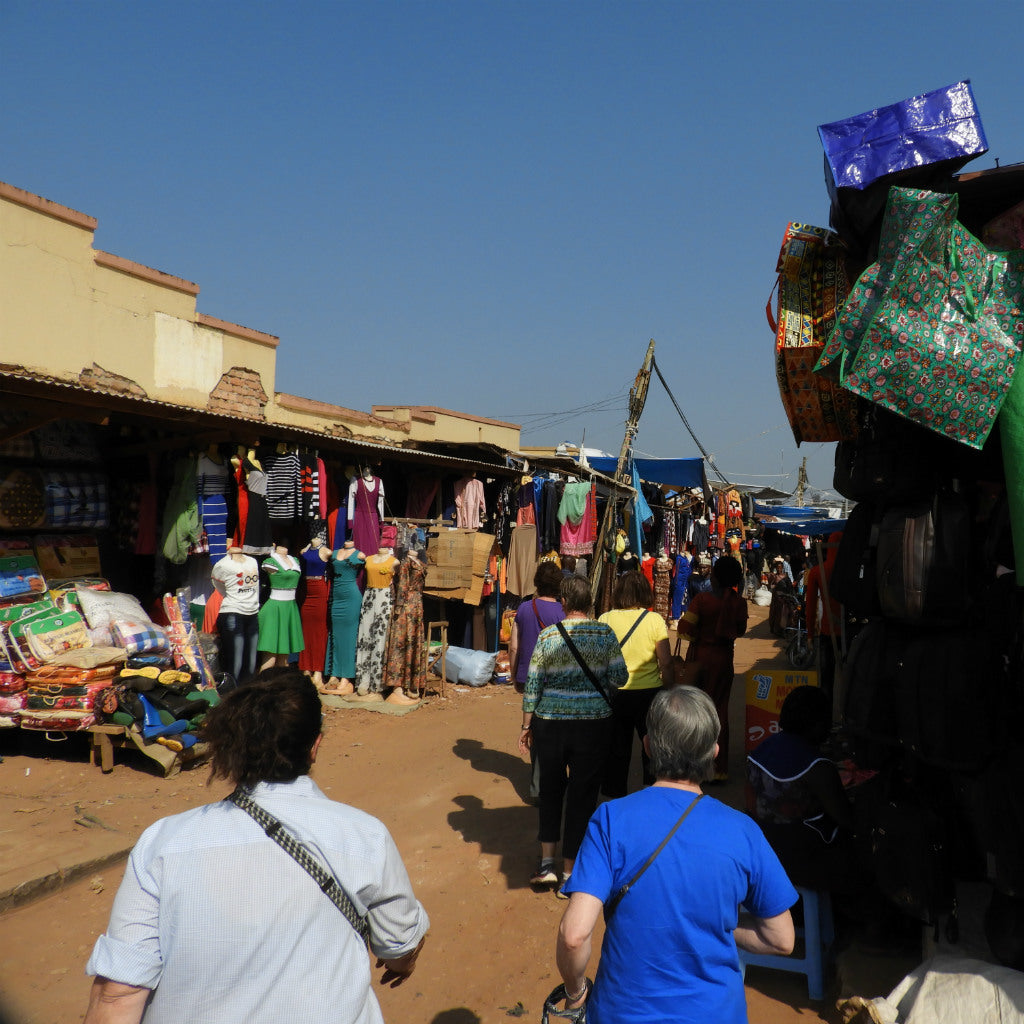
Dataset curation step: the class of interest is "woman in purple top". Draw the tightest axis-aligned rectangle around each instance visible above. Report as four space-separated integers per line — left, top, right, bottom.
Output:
510 562 565 692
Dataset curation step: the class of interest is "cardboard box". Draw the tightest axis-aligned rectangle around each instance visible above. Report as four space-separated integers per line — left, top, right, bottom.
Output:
428 529 494 571
426 564 474 590
35 539 102 580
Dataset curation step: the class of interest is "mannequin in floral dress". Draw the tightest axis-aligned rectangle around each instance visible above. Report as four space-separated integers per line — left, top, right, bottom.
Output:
353 547 398 699
383 550 426 705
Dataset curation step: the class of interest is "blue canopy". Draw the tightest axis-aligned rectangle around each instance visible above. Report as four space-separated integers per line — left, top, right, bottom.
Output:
761 518 846 537
754 504 830 518
587 456 706 490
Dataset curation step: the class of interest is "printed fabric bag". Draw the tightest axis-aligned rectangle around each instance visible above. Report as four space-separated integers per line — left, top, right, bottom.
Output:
110 618 170 658
0 553 47 601
819 187 1024 450
20 608 92 665
769 222 858 443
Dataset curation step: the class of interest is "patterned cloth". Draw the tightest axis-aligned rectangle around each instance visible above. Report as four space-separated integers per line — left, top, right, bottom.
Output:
44 471 109 529
355 587 393 694
383 557 427 693
772 221 857 444
523 619 626 720
819 187 1024 450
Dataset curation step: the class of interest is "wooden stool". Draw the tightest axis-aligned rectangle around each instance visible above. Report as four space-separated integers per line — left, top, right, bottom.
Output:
425 621 449 698
88 724 127 773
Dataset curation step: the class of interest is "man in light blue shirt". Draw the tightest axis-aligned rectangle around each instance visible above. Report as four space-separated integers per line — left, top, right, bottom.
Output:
84 669 428 1024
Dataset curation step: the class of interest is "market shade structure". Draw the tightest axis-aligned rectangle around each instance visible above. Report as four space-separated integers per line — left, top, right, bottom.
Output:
760 518 846 537
585 456 707 490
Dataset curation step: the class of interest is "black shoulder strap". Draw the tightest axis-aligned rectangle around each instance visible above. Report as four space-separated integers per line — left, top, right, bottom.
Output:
605 794 704 919
619 609 650 647
227 789 369 943
555 621 611 706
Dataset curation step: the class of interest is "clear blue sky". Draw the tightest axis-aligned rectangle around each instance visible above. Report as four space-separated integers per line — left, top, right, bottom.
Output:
5 2 1021 497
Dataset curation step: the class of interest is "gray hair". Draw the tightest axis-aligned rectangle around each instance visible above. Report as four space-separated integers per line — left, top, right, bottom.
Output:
560 575 593 615
646 686 720 783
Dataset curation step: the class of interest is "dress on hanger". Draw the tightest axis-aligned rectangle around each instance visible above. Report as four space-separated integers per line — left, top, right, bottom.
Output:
670 553 693 620
242 456 273 555
257 552 304 654
355 554 398 694
454 476 486 529
383 557 427 694
653 558 672 623
349 476 384 554
298 547 329 674
325 550 365 680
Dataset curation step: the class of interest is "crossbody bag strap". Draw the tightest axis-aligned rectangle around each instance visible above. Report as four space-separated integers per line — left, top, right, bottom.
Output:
554 621 611 706
618 609 649 648
605 793 704 919
227 788 369 942
532 597 544 628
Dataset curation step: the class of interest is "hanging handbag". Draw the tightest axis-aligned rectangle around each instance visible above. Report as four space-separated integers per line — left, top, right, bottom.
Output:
669 636 704 688
227 788 369 942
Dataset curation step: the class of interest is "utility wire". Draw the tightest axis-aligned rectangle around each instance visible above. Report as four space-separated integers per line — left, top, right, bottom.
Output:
650 356 729 485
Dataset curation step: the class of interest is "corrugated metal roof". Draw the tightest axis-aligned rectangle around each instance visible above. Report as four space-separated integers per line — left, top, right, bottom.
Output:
0 367 518 474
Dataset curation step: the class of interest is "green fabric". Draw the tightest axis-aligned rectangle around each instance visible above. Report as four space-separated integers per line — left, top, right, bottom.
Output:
1001 370 1024 579
161 455 201 564
816 187 1024 450
557 481 591 525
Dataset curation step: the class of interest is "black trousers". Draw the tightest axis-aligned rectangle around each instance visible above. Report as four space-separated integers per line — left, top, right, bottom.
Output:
531 716 613 861
602 687 660 798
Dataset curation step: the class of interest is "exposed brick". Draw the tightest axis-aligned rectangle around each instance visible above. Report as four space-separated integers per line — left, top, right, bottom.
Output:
207 367 268 420
79 363 148 398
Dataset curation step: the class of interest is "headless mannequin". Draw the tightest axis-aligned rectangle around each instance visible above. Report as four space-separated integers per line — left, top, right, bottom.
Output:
351 545 400 702
324 540 364 696
259 544 301 671
384 548 420 707
299 534 332 690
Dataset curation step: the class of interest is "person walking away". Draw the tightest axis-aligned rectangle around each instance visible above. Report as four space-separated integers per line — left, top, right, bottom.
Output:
803 532 843 697
598 571 673 797
83 667 428 1024
677 555 748 781
554 686 796 1023
519 575 627 896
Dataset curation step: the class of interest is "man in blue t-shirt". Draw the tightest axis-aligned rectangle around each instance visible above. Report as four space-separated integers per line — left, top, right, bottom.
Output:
555 686 797 1024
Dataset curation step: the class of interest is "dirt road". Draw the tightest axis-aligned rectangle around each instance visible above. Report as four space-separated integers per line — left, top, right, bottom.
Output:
0 605 908 1023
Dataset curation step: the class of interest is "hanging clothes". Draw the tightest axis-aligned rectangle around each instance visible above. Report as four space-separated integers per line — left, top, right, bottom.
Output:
653 556 672 623
197 453 231 560
454 476 486 529
559 482 596 556
670 553 692 620
265 449 301 522
507 524 538 597
162 455 201 565
349 475 384 554
241 455 273 556
406 473 441 519
299 453 320 519
515 481 536 526
383 556 427 694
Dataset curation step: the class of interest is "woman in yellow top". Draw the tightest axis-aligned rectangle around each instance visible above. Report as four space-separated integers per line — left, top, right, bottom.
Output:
598 571 673 797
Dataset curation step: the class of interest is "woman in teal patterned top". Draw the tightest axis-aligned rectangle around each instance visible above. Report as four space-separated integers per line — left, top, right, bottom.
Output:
519 575 627 896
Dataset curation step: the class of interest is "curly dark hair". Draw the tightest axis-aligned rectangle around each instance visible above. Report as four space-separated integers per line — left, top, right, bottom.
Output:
202 667 322 790
534 561 564 598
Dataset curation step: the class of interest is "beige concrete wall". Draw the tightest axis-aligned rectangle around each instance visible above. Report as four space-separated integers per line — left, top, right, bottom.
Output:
373 405 521 449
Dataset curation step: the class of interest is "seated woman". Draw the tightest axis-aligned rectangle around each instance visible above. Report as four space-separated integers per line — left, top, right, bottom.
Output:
746 685 861 894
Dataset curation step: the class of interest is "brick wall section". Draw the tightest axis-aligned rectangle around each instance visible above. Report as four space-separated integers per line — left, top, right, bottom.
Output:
79 363 148 398
207 367 268 420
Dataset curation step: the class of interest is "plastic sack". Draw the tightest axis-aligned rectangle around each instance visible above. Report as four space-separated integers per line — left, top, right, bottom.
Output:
443 646 498 687
818 187 1024 450
818 80 987 193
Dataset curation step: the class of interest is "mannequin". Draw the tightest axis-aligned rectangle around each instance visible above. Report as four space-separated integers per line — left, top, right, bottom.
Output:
324 540 365 696
382 548 426 706
653 552 673 623
348 467 384 554
353 544 399 699
298 529 332 689
257 545 305 670
197 444 231 560
454 471 486 530
670 550 693 625
211 546 260 683
242 449 273 555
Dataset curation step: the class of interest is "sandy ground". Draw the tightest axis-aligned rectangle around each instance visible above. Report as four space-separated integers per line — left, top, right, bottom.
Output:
0 604 915 1024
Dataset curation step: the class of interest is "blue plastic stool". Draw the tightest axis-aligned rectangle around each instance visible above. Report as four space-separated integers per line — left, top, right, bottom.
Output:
738 886 834 1001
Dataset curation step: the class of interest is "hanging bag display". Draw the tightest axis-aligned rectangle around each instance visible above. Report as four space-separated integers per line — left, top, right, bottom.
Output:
769 222 858 444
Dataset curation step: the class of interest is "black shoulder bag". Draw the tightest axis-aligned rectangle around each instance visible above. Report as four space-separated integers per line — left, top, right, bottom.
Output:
618 609 649 647
555 621 612 705
604 794 704 919
227 788 369 943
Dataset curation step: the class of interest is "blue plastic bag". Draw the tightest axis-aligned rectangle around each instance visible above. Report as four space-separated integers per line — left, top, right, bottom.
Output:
818 80 987 192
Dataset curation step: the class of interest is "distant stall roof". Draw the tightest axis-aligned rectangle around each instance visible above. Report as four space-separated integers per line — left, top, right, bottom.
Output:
586 456 707 490
755 504 831 518
761 518 846 537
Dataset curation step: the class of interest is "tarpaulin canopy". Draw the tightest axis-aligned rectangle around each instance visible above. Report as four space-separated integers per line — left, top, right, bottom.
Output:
760 518 846 537
754 504 830 518
586 457 706 490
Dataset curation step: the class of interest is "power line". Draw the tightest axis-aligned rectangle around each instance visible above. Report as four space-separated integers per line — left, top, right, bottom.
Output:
650 356 729 485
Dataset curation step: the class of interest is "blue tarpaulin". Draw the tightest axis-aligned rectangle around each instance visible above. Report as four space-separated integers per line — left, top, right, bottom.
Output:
761 518 846 537
586 457 706 490
754 504 830 519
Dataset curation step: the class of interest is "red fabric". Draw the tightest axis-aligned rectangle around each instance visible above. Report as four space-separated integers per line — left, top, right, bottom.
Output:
805 531 843 637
